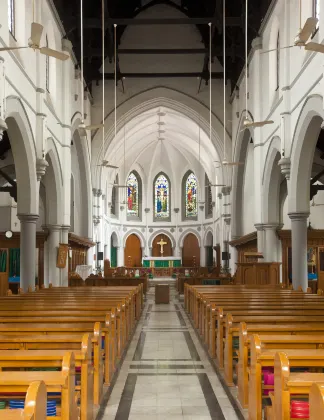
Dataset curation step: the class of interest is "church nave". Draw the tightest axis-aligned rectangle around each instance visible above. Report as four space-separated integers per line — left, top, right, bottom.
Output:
99 286 241 420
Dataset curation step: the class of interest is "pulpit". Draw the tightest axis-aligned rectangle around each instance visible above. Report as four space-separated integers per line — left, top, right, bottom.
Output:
235 262 281 285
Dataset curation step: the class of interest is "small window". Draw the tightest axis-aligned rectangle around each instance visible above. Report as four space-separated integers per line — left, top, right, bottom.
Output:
8 0 15 36
46 36 50 92
276 32 280 91
314 0 320 27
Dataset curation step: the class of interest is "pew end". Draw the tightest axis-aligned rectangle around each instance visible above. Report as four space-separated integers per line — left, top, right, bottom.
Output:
310 382 324 420
24 380 47 419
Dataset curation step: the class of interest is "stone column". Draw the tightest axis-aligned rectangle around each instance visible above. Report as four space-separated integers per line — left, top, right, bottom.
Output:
60 225 70 287
117 246 124 267
200 245 206 267
263 224 280 262
229 243 238 276
254 224 265 255
288 212 309 291
18 214 38 292
47 225 61 287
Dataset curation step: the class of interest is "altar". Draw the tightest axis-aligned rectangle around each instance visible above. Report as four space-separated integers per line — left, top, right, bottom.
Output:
142 257 181 277
142 257 182 268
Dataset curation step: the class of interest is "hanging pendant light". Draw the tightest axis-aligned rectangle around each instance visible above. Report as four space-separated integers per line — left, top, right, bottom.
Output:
242 0 273 129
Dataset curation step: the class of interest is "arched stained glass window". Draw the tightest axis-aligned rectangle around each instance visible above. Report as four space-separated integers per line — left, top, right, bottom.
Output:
154 174 170 219
127 172 139 217
185 172 198 218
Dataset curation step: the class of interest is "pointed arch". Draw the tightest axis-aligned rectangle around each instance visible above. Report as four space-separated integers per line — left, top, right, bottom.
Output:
148 230 176 248
123 229 146 248
178 229 201 248
126 170 142 221
153 172 171 222
182 170 198 221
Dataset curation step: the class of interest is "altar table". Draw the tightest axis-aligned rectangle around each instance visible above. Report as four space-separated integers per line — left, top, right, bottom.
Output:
142 257 181 268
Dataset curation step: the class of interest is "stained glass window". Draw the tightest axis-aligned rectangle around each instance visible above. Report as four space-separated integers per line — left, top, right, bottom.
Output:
154 174 169 219
8 0 14 35
127 172 139 217
185 172 198 218
205 174 213 218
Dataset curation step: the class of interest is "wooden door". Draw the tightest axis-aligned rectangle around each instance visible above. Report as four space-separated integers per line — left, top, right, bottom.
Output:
317 247 324 291
182 233 200 267
152 235 173 257
124 234 142 267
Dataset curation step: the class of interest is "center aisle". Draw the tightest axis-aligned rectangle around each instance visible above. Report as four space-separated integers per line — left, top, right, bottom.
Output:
97 285 242 420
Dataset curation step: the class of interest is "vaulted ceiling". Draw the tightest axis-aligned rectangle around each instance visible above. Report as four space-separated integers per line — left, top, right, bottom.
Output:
53 0 272 91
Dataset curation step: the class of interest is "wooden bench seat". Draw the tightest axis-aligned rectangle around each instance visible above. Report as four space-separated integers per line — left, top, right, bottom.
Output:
310 383 324 420
238 326 324 408
0 352 77 420
272 351 324 420
1 381 47 420
247 336 324 420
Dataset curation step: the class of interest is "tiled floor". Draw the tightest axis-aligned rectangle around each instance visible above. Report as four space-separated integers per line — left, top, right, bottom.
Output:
97 283 242 420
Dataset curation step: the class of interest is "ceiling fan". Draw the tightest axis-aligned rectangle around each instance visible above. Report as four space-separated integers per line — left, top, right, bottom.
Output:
205 182 225 187
262 0 321 54
0 22 69 61
78 0 104 137
97 160 119 169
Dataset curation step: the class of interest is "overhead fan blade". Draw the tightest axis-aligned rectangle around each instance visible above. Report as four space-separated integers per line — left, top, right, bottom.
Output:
222 161 244 166
39 47 69 61
0 47 28 51
106 165 119 169
299 17 318 43
261 45 294 54
85 124 104 130
305 42 324 54
30 22 43 46
243 119 273 129
205 184 225 187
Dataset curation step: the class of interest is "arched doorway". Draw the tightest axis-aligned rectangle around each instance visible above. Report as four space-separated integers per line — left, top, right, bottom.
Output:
152 234 173 257
182 233 200 267
124 234 142 267
205 231 213 267
110 232 118 267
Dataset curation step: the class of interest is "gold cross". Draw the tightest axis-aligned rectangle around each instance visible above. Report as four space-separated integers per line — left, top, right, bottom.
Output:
157 236 167 255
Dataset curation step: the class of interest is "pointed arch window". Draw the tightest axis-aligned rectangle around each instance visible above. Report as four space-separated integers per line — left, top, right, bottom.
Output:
182 171 198 220
110 174 119 217
127 170 142 220
154 173 170 221
8 0 15 36
276 32 280 91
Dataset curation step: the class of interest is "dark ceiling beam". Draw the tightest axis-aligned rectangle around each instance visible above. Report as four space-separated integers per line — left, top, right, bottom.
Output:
92 72 223 80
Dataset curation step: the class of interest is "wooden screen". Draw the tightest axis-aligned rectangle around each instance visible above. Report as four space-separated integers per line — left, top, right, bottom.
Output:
152 235 173 257
182 233 200 267
124 234 142 267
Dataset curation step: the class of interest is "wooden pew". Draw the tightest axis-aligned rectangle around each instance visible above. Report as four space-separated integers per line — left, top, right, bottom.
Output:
248 337 324 420
0 335 93 419
310 383 324 420
2 381 47 419
238 325 324 408
272 351 324 420
0 352 77 420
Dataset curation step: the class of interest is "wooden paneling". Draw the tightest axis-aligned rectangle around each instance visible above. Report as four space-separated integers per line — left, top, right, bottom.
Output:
182 233 200 267
125 234 142 267
152 235 173 257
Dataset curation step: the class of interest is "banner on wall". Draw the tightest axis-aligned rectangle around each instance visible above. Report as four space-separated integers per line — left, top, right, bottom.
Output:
57 244 69 268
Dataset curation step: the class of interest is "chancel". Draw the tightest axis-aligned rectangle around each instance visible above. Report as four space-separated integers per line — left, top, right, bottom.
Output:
2 0 324 418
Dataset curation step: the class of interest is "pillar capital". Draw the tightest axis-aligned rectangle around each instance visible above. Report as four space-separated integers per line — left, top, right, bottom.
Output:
288 212 310 221
36 158 49 181
263 223 283 231
254 223 264 231
17 213 39 223
61 224 70 233
252 36 263 51
221 186 231 196
46 224 62 232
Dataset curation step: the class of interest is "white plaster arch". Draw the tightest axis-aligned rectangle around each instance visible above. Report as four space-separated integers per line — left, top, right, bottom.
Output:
148 230 176 248
44 143 63 225
204 228 214 246
91 89 230 186
262 136 282 223
5 96 38 215
289 95 324 213
110 229 121 247
178 229 201 248
231 112 253 237
71 118 92 238
123 229 146 248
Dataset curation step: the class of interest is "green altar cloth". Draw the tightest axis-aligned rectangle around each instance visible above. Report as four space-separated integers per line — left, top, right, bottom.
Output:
143 258 181 268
